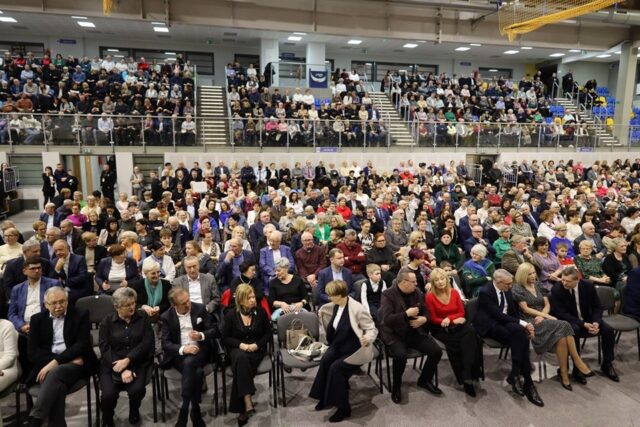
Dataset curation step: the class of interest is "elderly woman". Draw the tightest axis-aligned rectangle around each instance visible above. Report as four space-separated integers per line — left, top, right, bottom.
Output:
99 287 154 427
512 263 594 390
425 268 480 396
75 231 108 276
492 225 512 266
176 240 216 276
30 220 47 242
311 280 378 422
223 225 252 252
574 240 611 287
80 195 101 217
461 244 495 297
531 236 563 292
537 210 556 241
222 284 271 426
602 237 631 295
510 212 534 244
131 257 171 322
365 232 399 286
119 230 146 266
384 218 408 253
96 244 140 295
82 211 102 234
147 241 177 282
0 228 22 271
268 258 309 321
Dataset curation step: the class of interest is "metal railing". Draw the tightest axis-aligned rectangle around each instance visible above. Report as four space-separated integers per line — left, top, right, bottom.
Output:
0 112 637 152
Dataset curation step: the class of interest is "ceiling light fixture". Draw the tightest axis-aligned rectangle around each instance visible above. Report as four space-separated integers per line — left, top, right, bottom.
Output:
288 36 302 41
77 21 95 27
596 54 611 58
403 43 418 48
0 17 17 23
470 43 482 46
455 47 470 51
348 40 362 45
521 46 533 50
107 49 119 52
71 16 87 19
549 53 565 57
504 50 519 54
164 52 176 55
153 26 169 33
151 21 165 25
568 49 581 53
293 32 307 35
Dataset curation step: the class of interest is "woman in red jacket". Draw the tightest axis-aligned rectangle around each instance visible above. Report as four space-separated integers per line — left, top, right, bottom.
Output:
425 268 481 397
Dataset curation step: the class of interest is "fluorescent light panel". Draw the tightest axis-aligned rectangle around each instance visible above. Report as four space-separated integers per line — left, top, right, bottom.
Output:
488 69 499 72
521 46 533 50
596 54 611 58
455 47 470 51
71 16 87 19
107 49 119 52
470 43 482 46
568 49 581 53
151 21 165 25
293 32 307 35
504 50 519 54
0 17 17 23
550 53 565 57
77 21 95 27
403 43 418 48
288 36 302 41
164 52 176 55
348 40 362 45
153 26 169 32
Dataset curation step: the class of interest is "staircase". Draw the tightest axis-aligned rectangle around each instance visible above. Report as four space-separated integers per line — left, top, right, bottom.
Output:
197 86 230 146
369 91 415 146
554 97 620 147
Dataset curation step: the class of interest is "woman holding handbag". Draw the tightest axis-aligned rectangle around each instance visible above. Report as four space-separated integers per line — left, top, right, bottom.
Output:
310 280 378 423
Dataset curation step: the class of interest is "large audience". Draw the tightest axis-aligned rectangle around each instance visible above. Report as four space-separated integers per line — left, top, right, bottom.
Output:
1 155 640 424
0 51 196 145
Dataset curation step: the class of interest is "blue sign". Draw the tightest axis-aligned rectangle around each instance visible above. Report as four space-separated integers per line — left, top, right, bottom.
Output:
309 70 328 88
280 52 296 59
577 147 594 152
315 147 338 153
459 61 472 66
58 39 77 44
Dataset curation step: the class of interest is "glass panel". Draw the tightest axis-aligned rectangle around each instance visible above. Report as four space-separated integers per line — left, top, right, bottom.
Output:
8 154 42 186
479 67 513 79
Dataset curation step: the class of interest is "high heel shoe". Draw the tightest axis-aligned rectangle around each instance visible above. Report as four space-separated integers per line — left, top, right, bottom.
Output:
237 413 249 427
557 369 573 391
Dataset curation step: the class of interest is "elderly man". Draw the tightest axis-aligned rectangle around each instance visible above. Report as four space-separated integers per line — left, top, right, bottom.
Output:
40 227 61 261
259 230 295 292
501 235 537 275
572 222 606 259
60 220 84 252
27 287 97 427
172 256 220 315
161 287 218 427
379 268 443 403
336 229 366 280
316 249 354 305
463 225 497 259
216 238 255 290
167 216 193 250
248 210 278 251
4 240 53 295
474 269 543 407
294 231 327 288
39 203 64 229
50 240 89 305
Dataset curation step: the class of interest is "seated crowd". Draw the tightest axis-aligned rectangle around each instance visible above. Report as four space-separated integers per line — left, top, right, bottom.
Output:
386 69 592 147
2 155 640 425
0 50 196 146
226 63 388 148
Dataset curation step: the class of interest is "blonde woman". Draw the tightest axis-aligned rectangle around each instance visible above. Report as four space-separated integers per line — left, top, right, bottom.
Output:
119 230 146 266
223 226 252 252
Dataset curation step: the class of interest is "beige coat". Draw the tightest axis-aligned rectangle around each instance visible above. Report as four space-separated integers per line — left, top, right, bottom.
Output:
318 297 378 366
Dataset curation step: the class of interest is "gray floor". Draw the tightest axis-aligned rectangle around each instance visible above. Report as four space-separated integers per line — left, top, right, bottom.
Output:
3 210 640 426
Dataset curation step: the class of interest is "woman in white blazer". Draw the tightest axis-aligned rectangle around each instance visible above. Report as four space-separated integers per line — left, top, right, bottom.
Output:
0 318 20 425
310 280 378 423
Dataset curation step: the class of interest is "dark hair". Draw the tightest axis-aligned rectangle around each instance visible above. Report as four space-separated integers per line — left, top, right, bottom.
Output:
23 257 41 269
135 218 148 226
148 241 164 252
533 236 550 250
239 260 256 274
107 244 126 257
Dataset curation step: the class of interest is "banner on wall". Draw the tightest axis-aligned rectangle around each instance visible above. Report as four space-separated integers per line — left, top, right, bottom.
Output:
309 70 328 88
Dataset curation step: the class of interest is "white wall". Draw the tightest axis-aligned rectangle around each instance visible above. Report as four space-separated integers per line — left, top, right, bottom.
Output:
558 61 612 90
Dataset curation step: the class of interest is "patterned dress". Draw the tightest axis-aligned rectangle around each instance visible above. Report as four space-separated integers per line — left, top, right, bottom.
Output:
512 283 574 354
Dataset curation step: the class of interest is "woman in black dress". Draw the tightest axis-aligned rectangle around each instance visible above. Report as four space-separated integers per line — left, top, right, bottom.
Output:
222 284 271 426
228 260 264 313
42 166 56 207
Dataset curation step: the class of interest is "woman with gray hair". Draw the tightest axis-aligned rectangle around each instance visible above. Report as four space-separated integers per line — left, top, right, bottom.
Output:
130 258 171 322
99 287 154 426
461 244 495 297
267 257 309 321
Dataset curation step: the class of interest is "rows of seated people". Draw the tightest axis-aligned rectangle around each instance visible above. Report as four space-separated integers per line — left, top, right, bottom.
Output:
0 50 196 146
386 70 596 147
226 64 388 147
3 156 640 425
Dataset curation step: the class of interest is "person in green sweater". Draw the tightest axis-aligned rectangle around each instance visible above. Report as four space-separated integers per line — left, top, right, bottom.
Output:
434 231 462 269
492 225 512 267
461 244 496 297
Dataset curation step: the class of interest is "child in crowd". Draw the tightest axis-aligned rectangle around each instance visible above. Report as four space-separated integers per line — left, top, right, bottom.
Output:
359 263 388 323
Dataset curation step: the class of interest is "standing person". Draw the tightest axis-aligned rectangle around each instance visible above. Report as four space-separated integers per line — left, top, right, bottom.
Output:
42 166 56 207
311 280 378 422
474 269 544 407
379 268 443 404
222 284 271 426
100 163 117 202
99 287 154 427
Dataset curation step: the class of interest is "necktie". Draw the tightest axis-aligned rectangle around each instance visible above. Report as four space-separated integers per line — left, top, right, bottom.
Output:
499 291 505 312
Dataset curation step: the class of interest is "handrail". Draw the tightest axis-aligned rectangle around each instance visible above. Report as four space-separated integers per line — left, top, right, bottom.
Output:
552 81 560 100
224 67 234 148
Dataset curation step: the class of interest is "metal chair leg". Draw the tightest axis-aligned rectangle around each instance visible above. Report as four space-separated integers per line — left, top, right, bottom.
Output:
152 371 158 422
598 336 602 365
15 384 20 427
86 380 92 427
213 365 219 417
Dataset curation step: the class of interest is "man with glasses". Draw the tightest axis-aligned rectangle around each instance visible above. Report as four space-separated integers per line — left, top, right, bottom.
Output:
550 266 619 382
379 268 443 404
26 286 97 427
463 225 496 259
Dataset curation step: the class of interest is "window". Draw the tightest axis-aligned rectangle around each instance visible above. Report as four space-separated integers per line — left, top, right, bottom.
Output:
99 46 133 61
8 155 42 186
133 154 164 180
234 54 260 71
0 41 45 66
100 46 215 75
351 61 438 81
479 67 513 79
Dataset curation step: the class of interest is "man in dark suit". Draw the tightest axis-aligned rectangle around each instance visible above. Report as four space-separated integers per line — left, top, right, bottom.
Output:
550 266 619 382
60 220 84 252
161 287 218 427
167 216 193 250
213 161 230 179
520 204 539 236
100 163 117 202
39 203 64 229
474 269 544 406
27 287 97 427
316 248 354 305
40 227 61 262
463 225 497 258
379 268 442 403
572 222 607 259
50 240 90 305
216 238 255 291
4 240 53 296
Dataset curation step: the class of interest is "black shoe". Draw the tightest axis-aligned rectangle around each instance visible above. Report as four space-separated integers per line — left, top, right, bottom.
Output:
601 362 620 382
523 382 544 407
329 407 351 423
128 408 141 425
571 369 588 385
237 413 249 427
506 375 525 396
556 370 573 391
191 406 205 427
417 379 443 395
391 389 402 404
175 408 188 427
463 383 476 397
315 402 326 411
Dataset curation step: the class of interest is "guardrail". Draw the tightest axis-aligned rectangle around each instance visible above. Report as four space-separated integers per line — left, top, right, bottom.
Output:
0 112 637 152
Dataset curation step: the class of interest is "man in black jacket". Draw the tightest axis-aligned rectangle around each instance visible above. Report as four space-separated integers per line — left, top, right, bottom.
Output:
160 288 218 427
4 240 52 295
27 287 97 426
550 266 619 382
100 163 116 202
